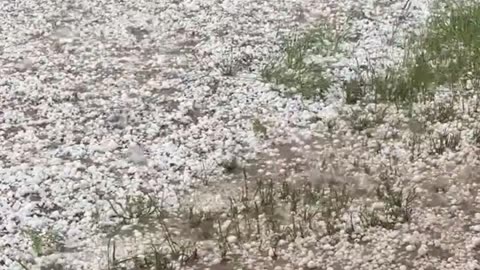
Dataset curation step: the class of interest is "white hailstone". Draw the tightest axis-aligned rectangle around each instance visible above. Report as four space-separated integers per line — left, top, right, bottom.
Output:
101 140 118 152
221 220 231 232
405 245 416 252
471 225 480 232
372 202 385 210
466 80 473 90
322 244 333 250
412 174 423 182
226 235 237 244
133 229 143 238
128 143 147 165
307 260 317 269
15 58 33 72
418 244 428 257
466 260 480 270
268 247 276 258
471 237 480 250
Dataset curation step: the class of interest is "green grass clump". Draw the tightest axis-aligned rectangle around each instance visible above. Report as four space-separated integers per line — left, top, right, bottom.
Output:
23 228 64 257
262 24 344 99
360 171 418 230
346 1 480 108
423 1 480 86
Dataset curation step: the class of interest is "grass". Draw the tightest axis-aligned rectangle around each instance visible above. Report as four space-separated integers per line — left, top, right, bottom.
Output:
106 195 159 224
343 105 389 133
218 155 240 174
263 0 480 136
472 127 480 145
252 118 267 137
261 24 346 99
345 0 480 109
23 228 64 257
106 3 480 270
428 129 462 154
17 2 480 270
360 171 418 230
99 166 418 270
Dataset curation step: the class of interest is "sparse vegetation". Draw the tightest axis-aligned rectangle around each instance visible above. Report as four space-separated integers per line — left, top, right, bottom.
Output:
361 171 418 230
23 228 64 257
472 127 480 145
101 4 480 267
422 100 457 123
107 195 159 224
261 24 346 98
252 118 267 136
429 129 462 154
219 155 240 174
102 167 418 269
12 1 480 270
343 105 388 133
345 0 480 108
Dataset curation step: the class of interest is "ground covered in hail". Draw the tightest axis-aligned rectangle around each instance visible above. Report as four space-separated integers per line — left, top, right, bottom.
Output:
1 0 480 269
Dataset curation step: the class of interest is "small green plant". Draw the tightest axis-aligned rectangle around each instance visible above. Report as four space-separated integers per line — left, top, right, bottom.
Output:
344 77 365 105
325 118 337 133
261 24 344 99
27 229 43 256
361 48 435 108
252 118 267 136
422 100 457 123
472 127 480 145
218 57 239 76
320 184 353 235
186 206 218 240
361 178 417 230
345 106 387 132
107 240 181 270
406 132 425 162
429 129 461 154
24 228 63 256
348 1 480 107
107 194 158 224
215 47 248 77
137 246 176 270
219 156 239 174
